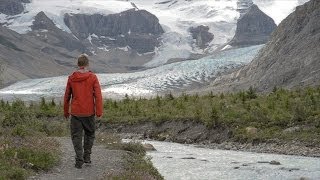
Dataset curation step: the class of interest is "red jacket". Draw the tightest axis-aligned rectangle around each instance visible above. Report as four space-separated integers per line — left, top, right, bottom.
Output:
64 70 103 118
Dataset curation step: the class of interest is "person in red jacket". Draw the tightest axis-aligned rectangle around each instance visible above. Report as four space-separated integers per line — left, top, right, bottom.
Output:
64 54 103 169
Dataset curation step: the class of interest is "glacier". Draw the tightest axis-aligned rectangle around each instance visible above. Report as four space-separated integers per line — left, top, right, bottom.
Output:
0 45 263 101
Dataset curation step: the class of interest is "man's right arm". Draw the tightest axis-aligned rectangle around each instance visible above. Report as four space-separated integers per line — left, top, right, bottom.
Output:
63 78 72 118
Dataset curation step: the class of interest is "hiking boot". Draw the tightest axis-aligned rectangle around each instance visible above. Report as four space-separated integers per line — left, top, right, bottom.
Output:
75 161 84 169
84 155 91 164
84 160 92 164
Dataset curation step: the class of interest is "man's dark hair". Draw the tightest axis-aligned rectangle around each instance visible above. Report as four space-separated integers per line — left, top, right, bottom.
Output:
78 54 89 67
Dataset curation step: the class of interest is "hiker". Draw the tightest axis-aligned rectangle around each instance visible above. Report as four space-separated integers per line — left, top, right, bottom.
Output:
63 54 103 169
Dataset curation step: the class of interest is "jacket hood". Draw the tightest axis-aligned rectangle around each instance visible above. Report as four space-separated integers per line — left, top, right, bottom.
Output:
69 71 93 82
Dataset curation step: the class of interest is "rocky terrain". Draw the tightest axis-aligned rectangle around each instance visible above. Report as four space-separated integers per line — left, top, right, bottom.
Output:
230 4 277 47
64 9 164 54
0 25 73 85
208 0 320 92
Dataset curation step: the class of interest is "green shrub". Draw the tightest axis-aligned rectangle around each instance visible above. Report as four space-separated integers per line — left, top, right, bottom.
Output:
0 161 27 180
118 142 146 156
42 120 68 137
3 148 58 171
11 125 30 137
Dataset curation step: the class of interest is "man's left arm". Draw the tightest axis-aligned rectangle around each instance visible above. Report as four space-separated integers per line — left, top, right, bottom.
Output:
63 78 72 119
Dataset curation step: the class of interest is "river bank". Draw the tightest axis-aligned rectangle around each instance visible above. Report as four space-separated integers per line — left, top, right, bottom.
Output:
101 120 320 157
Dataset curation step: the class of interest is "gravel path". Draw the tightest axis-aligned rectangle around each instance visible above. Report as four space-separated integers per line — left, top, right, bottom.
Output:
30 137 125 180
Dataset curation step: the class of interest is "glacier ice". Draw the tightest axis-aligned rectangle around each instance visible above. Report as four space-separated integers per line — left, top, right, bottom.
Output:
0 45 263 101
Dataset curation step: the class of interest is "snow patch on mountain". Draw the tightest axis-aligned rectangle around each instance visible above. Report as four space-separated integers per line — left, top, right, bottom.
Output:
253 0 310 24
0 0 310 66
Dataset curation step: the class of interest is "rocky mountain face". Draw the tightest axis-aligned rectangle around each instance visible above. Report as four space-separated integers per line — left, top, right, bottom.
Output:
0 24 73 85
0 22 128 86
64 9 164 53
30 11 89 54
0 9 160 85
230 4 277 47
0 0 29 15
189 25 214 49
210 0 320 92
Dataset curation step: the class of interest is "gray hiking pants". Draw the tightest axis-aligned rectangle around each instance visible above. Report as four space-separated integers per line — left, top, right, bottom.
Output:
70 115 95 163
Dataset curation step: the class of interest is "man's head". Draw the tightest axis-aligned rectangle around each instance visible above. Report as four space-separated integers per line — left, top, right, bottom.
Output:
77 54 89 67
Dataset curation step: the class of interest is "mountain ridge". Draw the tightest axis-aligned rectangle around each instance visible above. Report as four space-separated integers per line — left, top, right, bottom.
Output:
207 0 320 92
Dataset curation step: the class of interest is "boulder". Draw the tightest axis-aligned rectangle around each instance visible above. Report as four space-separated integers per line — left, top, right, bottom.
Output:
270 160 281 165
142 143 156 151
181 157 196 159
246 127 258 135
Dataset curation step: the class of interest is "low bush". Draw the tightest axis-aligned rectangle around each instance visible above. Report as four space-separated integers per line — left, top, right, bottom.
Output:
0 98 64 179
97 133 163 180
0 137 60 179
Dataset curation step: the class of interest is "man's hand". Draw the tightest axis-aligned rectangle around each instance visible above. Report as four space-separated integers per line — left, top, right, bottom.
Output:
96 114 102 123
95 116 102 129
64 113 70 119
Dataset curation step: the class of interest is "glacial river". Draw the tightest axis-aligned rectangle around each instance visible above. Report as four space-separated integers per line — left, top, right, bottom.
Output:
142 140 320 180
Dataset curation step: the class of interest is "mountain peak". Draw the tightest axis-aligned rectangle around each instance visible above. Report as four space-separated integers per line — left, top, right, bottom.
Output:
244 4 269 19
229 4 277 47
31 11 57 31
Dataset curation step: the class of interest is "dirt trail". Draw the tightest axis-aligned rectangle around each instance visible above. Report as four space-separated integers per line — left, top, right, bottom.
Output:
30 137 125 180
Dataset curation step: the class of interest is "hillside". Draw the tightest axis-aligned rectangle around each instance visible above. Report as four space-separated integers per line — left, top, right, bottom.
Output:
0 25 74 85
208 0 320 92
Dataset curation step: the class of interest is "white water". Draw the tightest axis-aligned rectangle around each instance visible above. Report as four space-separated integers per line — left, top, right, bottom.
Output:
144 140 320 180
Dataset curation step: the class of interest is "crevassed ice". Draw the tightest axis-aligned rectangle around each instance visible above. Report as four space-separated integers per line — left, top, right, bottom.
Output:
0 45 263 101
